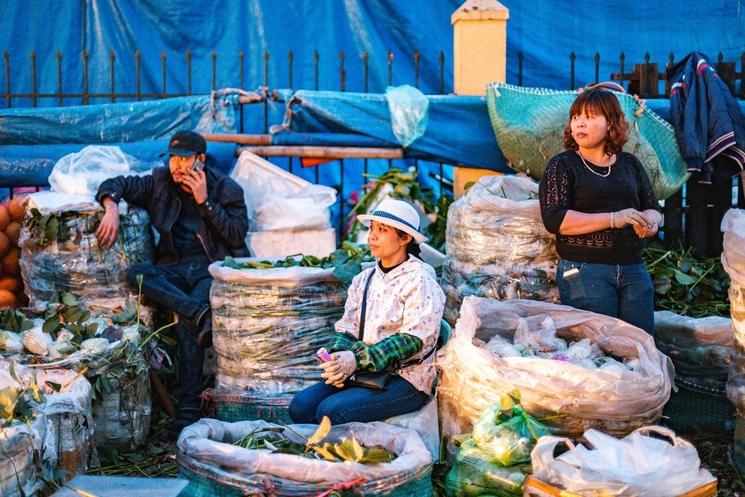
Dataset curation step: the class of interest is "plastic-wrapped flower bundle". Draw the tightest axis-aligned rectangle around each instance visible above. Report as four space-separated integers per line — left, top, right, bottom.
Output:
440 175 558 324
437 297 672 439
19 192 155 316
208 260 346 422
445 394 547 497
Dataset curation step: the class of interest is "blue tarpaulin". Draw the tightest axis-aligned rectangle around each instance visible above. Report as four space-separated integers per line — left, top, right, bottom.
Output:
275 90 508 171
1 1 742 105
0 95 239 144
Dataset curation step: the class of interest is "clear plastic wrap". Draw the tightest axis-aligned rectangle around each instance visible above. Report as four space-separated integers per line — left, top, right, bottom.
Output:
653 310 732 377
721 209 745 415
445 439 530 497
19 193 155 315
440 175 559 324
48 145 157 197
386 85 430 147
177 419 433 497
437 296 673 439
208 261 346 417
0 415 47 497
91 369 151 451
530 426 716 497
0 365 95 480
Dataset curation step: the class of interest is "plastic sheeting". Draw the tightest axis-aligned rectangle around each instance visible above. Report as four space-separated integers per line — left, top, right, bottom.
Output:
208 261 345 394
2 2 743 104
19 194 155 314
177 419 433 497
0 95 238 145
92 369 152 450
0 141 237 186
531 426 715 497
276 90 509 171
437 296 673 439
440 175 559 324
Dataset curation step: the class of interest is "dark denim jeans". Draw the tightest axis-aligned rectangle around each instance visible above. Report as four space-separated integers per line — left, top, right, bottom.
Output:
556 259 655 334
127 258 212 418
288 376 430 425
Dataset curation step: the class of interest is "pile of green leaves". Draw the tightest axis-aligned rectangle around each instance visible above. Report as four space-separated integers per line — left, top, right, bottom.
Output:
0 309 35 333
233 416 396 464
644 244 730 317
0 363 44 426
41 292 99 343
25 208 103 247
223 242 373 285
346 169 452 252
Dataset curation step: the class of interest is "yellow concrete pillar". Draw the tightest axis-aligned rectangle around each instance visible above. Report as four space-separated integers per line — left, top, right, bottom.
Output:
451 0 509 197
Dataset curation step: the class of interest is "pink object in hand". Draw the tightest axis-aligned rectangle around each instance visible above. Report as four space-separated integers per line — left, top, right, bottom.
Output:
316 347 332 362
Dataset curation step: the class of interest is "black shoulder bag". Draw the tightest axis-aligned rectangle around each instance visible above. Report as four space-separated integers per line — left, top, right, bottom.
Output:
345 270 437 390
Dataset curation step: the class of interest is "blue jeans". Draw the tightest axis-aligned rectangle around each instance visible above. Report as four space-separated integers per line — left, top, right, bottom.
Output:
127 258 212 418
556 259 655 335
288 376 430 424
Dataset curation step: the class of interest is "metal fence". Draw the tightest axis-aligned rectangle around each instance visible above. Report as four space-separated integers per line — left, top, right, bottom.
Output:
3 47 745 256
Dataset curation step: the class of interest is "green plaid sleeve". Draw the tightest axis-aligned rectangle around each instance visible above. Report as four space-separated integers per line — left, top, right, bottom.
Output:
352 333 423 372
328 332 359 353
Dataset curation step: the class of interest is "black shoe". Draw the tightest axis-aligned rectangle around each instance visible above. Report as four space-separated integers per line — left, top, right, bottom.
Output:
192 305 210 329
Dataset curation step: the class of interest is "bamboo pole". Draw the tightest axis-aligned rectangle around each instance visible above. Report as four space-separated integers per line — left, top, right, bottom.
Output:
238 145 404 159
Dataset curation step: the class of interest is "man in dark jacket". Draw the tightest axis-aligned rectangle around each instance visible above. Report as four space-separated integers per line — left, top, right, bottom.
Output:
95 130 249 437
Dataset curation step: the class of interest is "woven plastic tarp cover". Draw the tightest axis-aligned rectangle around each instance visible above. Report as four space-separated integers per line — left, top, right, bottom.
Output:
486 83 689 200
275 90 509 171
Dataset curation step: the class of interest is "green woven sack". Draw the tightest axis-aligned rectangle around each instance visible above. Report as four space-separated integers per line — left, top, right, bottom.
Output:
486 83 689 200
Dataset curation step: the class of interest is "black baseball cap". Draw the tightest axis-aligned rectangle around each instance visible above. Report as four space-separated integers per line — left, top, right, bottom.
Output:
163 130 207 157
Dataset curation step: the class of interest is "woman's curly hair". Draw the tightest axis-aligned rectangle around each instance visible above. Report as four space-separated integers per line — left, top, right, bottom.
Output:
562 88 630 155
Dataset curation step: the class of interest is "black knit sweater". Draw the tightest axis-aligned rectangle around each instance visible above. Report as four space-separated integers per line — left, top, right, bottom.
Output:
538 151 659 265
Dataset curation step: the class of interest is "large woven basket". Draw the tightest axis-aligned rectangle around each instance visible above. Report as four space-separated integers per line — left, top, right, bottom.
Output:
485 83 688 200
662 375 734 433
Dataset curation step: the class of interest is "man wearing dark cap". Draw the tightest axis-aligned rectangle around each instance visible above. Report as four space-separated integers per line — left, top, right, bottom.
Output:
96 130 249 438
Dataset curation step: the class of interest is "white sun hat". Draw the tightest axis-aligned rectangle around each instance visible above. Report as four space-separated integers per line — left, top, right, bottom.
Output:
357 198 428 244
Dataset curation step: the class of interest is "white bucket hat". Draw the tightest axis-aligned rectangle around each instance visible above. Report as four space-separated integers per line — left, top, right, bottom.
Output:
357 199 428 244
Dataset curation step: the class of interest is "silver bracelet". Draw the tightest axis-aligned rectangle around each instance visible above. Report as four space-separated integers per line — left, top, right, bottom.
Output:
610 212 616 229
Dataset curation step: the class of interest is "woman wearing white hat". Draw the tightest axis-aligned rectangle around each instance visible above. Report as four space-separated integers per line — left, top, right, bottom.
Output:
289 199 445 424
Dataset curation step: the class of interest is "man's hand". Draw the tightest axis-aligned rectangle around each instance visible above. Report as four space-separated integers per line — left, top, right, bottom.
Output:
95 197 120 248
320 350 357 387
181 168 208 205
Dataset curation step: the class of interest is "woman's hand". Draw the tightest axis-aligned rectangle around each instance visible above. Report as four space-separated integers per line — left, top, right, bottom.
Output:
633 221 659 239
320 351 357 387
613 208 652 228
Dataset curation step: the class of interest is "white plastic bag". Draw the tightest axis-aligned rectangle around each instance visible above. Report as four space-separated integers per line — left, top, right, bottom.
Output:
531 426 716 496
49 145 157 196
230 151 337 231
385 85 429 147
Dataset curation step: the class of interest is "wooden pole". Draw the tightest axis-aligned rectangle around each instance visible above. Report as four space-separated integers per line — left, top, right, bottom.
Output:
238 145 404 159
202 133 272 145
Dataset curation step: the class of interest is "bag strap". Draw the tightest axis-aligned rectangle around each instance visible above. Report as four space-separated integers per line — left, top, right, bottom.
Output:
357 270 375 341
357 268 435 368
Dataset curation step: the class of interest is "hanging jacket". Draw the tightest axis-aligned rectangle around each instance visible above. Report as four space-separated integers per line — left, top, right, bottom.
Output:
667 52 745 184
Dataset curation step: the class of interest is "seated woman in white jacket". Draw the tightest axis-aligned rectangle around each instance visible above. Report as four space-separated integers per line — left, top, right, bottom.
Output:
289 199 445 424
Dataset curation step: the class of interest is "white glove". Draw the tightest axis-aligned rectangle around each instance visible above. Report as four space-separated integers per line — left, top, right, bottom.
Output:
320 350 357 386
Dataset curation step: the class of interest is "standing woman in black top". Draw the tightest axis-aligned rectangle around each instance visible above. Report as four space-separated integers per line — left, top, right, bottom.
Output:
538 88 662 334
